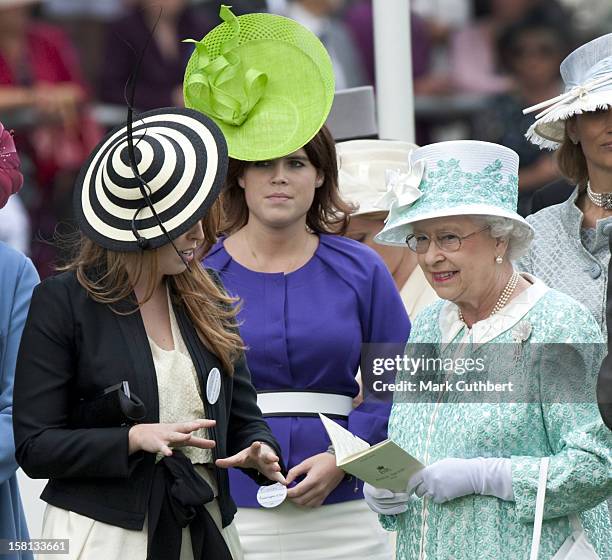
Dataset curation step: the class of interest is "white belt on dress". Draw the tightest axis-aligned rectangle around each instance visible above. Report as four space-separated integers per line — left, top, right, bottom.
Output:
256 391 353 418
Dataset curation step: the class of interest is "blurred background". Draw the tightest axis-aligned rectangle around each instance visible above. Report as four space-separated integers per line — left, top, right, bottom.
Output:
1 0 610 278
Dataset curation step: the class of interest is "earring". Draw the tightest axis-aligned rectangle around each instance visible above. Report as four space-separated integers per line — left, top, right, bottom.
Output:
495 255 503 264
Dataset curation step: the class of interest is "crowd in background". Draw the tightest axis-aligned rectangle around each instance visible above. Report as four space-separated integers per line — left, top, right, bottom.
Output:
1 0 611 277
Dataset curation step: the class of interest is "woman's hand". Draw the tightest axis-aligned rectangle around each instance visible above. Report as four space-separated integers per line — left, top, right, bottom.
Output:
216 441 286 484
285 452 345 507
410 457 513 504
363 482 413 515
128 419 216 457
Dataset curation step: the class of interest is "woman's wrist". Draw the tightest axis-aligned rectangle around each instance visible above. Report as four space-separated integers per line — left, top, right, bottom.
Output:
128 424 141 455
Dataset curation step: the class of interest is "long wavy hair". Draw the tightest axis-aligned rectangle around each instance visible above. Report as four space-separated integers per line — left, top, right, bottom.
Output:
220 125 356 235
62 200 244 374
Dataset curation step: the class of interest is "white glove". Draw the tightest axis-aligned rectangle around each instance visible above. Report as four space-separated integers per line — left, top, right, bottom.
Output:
409 457 514 504
363 482 413 515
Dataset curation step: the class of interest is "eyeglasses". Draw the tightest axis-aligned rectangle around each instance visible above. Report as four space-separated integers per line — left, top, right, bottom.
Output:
406 226 490 254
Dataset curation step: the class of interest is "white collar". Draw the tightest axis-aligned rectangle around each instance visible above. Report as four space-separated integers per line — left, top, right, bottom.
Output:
439 273 548 348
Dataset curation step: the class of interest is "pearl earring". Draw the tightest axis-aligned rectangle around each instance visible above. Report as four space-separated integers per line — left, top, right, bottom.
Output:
495 255 503 264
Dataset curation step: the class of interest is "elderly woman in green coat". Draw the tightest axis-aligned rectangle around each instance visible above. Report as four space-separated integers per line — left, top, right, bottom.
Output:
363 140 612 559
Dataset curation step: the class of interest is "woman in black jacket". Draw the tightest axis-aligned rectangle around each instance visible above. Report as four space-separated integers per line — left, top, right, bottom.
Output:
12 107 284 560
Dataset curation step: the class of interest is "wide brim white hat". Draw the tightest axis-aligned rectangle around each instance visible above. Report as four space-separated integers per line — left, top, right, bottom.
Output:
374 141 534 247
524 33 612 150
337 139 418 217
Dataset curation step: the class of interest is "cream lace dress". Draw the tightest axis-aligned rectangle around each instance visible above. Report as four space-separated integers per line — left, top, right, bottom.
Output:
40 294 243 560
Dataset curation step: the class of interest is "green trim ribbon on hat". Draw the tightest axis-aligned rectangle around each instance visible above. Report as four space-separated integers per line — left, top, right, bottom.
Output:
183 5 268 127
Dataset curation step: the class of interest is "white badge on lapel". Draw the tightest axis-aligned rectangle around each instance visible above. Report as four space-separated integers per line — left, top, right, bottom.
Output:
256 482 287 508
206 367 221 405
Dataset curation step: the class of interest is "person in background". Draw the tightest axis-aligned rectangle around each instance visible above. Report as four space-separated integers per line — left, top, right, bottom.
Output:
0 0 102 277
40 0 125 87
449 0 568 94
472 13 570 215
0 121 39 560
365 140 612 559
0 122 31 255
337 139 438 320
99 0 214 111
0 0 86 123
518 32 612 452
186 7 410 558
518 33 612 332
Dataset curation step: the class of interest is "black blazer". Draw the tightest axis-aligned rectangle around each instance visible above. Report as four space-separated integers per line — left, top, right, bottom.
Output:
13 269 282 530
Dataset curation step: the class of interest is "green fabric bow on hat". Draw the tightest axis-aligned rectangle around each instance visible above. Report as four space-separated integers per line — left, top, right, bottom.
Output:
183 5 268 127
182 4 335 161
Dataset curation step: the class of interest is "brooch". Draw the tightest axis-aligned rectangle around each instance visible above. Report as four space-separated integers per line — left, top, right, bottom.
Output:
512 321 532 343
511 321 532 364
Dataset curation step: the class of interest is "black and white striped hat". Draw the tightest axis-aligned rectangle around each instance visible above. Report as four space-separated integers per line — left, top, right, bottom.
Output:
74 107 228 251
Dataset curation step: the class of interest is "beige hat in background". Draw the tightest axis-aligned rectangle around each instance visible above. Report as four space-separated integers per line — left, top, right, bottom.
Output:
336 139 418 216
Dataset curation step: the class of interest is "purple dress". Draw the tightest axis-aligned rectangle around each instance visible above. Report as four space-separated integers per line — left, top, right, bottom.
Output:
204 234 411 507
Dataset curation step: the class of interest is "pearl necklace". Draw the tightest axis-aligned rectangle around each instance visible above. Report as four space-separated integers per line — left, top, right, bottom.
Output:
586 181 612 210
458 272 520 324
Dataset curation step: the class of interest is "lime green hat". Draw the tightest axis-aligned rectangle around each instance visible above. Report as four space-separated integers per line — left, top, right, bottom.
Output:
183 5 335 162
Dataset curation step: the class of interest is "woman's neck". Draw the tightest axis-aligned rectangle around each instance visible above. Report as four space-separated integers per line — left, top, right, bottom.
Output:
577 165 612 228
586 165 612 194
457 268 528 327
129 266 165 305
244 219 312 256
227 218 317 273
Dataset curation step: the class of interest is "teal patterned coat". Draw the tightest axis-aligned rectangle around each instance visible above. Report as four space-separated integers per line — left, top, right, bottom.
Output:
381 276 612 560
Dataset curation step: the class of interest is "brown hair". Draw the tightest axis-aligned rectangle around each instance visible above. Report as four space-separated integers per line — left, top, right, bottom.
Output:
220 125 356 235
62 199 244 374
556 120 589 188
